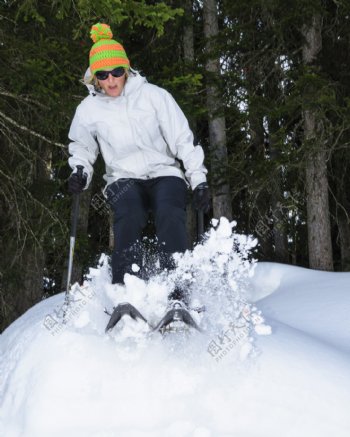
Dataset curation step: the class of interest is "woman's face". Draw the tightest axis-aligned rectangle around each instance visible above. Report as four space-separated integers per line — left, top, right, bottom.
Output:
97 70 126 97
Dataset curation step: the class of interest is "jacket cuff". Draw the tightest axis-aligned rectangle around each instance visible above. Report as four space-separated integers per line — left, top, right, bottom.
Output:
190 172 207 190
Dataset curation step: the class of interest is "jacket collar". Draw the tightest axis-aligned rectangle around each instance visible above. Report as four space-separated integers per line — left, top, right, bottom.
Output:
83 68 147 99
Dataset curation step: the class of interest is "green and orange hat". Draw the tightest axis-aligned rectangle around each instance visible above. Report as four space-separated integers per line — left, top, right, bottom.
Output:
89 23 130 75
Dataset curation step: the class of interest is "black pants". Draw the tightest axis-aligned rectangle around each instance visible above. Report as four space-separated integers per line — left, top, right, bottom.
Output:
106 176 188 284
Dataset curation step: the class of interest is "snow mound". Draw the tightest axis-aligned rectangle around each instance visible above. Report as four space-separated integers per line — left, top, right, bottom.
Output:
249 262 350 353
1 218 350 436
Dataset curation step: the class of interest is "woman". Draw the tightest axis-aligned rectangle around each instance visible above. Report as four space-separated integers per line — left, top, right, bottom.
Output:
68 23 210 301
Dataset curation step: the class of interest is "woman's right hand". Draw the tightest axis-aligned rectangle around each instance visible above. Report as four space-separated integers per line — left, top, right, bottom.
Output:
68 167 87 194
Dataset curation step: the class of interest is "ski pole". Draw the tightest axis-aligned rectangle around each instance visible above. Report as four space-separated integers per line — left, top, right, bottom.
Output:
63 165 84 319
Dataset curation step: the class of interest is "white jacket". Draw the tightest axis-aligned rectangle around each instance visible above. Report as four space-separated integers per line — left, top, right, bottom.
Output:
68 70 207 192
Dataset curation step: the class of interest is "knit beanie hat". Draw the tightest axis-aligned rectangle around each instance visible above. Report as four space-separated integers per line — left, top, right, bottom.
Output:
89 23 130 75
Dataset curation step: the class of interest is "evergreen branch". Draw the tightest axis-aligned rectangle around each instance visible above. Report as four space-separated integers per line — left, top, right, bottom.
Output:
0 89 49 109
0 110 67 150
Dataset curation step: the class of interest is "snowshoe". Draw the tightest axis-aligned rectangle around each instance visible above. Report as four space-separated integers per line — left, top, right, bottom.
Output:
153 300 202 334
105 302 148 332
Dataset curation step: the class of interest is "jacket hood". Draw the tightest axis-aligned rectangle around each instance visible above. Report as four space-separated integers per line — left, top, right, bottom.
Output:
83 67 147 99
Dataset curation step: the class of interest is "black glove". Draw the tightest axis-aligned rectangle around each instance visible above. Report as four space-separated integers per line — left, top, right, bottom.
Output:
68 167 87 194
193 182 210 213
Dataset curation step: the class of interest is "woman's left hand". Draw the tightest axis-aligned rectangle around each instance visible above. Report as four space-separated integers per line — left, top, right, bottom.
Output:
193 182 210 213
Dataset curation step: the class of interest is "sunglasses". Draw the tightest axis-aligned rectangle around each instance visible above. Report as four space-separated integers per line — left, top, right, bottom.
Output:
95 67 125 81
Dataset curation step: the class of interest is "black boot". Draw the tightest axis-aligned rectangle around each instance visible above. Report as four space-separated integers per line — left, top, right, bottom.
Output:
153 300 202 333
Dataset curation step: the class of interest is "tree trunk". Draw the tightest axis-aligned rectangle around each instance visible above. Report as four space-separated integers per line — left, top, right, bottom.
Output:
183 0 194 63
271 188 289 263
269 132 289 264
305 143 333 270
18 247 45 315
245 61 276 259
303 15 333 271
183 0 198 245
203 0 232 220
337 206 350 271
248 101 274 259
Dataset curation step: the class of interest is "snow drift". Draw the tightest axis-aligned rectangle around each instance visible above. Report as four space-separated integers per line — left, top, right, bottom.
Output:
1 218 350 437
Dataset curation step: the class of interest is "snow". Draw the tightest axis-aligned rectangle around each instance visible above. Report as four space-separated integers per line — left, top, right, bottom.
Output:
1 217 350 437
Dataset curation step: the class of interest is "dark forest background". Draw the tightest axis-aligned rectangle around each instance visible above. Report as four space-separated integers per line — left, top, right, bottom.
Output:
1 0 350 332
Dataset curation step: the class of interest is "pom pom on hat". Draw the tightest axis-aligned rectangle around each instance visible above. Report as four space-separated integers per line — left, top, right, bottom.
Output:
90 23 113 43
89 23 130 75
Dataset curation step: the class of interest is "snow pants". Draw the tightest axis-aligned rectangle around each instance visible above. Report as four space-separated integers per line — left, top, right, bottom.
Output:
106 176 189 284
